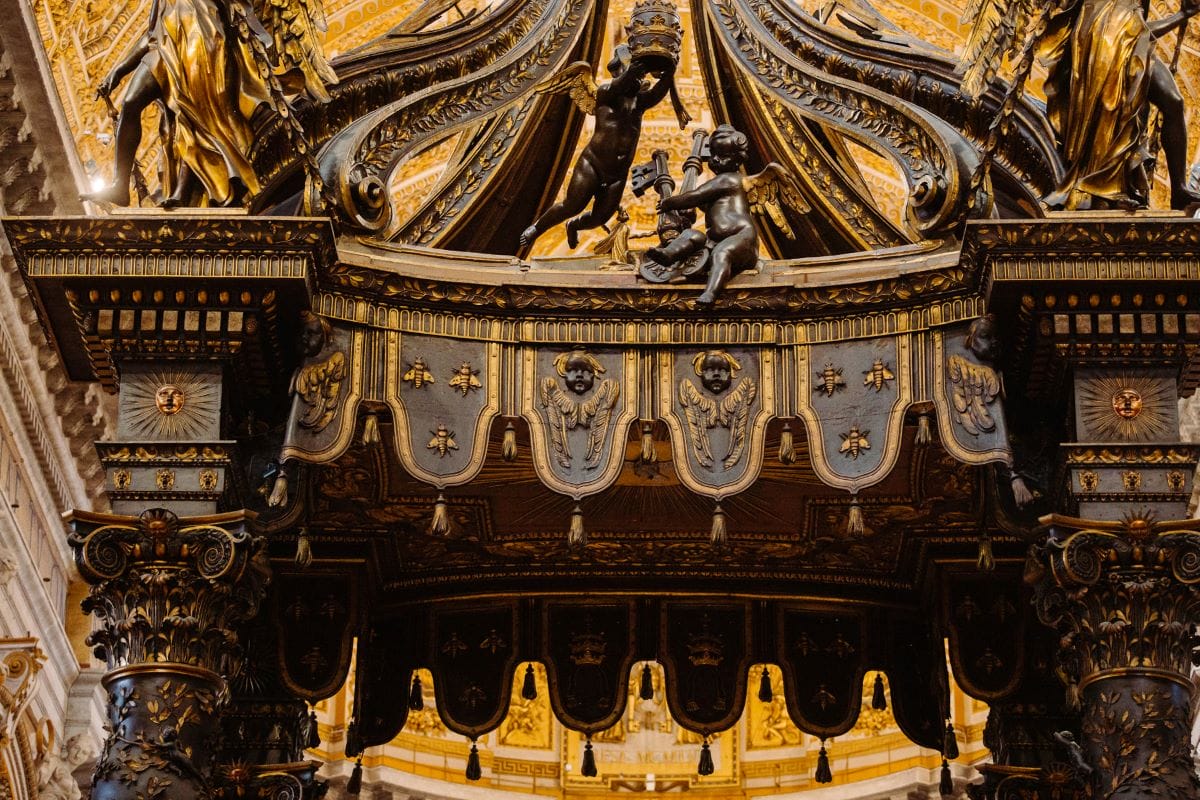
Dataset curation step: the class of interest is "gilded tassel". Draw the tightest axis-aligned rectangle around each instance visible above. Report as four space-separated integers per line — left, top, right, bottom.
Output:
361 412 381 446
697 740 714 776
295 528 313 568
639 663 654 700
347 757 363 795
758 666 772 702
640 421 657 464
977 532 996 572
522 664 537 700
581 737 597 777
465 741 482 781
1011 475 1035 507
502 421 518 462
872 673 887 710
267 470 288 508
710 503 727 548
568 504 586 550
429 494 452 535
847 499 864 537
778 423 796 464
815 741 832 784
939 759 953 796
915 412 932 445
306 709 320 748
944 721 959 760
408 674 424 711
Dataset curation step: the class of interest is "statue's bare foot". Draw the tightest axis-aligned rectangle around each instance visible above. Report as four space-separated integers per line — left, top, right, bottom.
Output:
695 290 716 306
644 246 672 266
565 219 580 249
1171 187 1200 211
518 225 538 248
81 184 130 206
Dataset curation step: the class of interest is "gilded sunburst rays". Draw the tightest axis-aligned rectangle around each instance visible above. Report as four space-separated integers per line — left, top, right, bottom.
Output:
123 371 220 439
1078 374 1174 443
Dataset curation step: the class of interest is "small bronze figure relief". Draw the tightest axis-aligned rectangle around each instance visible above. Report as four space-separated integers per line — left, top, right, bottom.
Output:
678 351 757 470
540 349 620 470
519 3 689 251
294 312 347 434
947 317 1002 436
642 125 807 305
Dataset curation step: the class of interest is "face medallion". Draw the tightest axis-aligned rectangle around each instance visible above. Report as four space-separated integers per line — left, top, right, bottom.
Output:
1111 389 1142 420
155 384 186 415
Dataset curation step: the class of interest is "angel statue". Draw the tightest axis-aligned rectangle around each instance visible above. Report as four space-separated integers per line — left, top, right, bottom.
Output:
518 43 690 251
540 348 620 470
85 0 337 207
958 0 1200 210
644 125 808 306
679 350 757 471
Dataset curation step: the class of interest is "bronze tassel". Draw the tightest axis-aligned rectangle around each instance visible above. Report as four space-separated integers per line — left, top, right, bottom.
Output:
581 737 597 777
758 666 772 702
944 721 959 760
295 528 313 568
267 469 289 508
465 741 482 781
408 674 424 711
815 741 832 783
640 421 657 463
915 412 932 445
429 493 452 535
522 664 537 700
710 503 727 548
568 504 586 549
640 663 654 700
347 756 363 794
778 422 796 464
847 498 864 537
697 739 714 776
939 759 953 796
361 412 381 446
872 673 887 710
977 532 995 572
502 421 518 461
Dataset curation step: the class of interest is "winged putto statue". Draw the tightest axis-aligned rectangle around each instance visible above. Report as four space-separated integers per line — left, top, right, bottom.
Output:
86 0 338 207
540 349 621 470
519 0 690 250
293 311 347 433
956 0 1200 210
642 125 808 306
679 351 757 471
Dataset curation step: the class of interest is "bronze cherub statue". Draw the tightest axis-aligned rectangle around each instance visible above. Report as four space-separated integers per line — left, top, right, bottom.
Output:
642 125 808 306
519 1 690 251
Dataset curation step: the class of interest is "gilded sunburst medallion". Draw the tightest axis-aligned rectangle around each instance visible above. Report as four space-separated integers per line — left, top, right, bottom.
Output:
123 371 220 439
1077 374 1173 442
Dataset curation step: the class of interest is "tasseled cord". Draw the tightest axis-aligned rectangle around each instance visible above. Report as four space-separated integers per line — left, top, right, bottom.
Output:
502 421 518 462
346 755 363 795
295 527 313 568
778 422 796 464
522 664 537 700
915 412 932 445
581 736 597 777
408 674 424 711
268 467 289 508
639 663 654 700
697 738 714 776
944 721 959 760
569 504 586 550
847 497 865 537
465 740 482 781
758 666 772 703
939 758 953 796
872 673 887 711
429 493 452 535
361 412 381 446
710 503 727 549
815 739 833 784
306 707 320 748
640 421 657 464
977 531 995 572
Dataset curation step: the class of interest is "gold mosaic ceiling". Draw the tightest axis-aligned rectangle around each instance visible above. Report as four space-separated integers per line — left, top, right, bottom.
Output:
31 0 1200 240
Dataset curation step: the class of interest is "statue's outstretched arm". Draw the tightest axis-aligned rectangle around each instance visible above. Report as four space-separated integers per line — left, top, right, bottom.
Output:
635 72 673 111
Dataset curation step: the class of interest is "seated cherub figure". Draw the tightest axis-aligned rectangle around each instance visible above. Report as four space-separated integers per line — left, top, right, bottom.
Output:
644 125 806 306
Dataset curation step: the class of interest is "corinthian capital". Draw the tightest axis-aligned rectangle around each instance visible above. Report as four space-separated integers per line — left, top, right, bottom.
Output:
67 508 268 675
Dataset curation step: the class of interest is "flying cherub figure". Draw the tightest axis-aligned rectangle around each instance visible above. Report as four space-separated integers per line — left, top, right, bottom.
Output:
519 45 689 251
540 348 620 469
678 351 757 470
645 125 808 306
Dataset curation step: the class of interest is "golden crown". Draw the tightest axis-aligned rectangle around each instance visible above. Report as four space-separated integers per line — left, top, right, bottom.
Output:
626 0 684 71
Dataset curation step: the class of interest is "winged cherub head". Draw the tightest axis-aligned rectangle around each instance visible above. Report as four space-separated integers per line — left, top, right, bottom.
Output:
707 125 749 174
299 310 332 358
693 350 742 394
555 349 606 395
965 314 999 363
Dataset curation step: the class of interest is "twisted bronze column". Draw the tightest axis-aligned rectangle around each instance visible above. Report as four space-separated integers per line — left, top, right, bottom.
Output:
69 507 267 800
1030 515 1200 799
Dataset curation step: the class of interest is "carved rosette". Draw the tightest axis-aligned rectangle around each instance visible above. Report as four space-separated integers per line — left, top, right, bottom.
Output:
67 507 268 800
1030 515 1200 798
